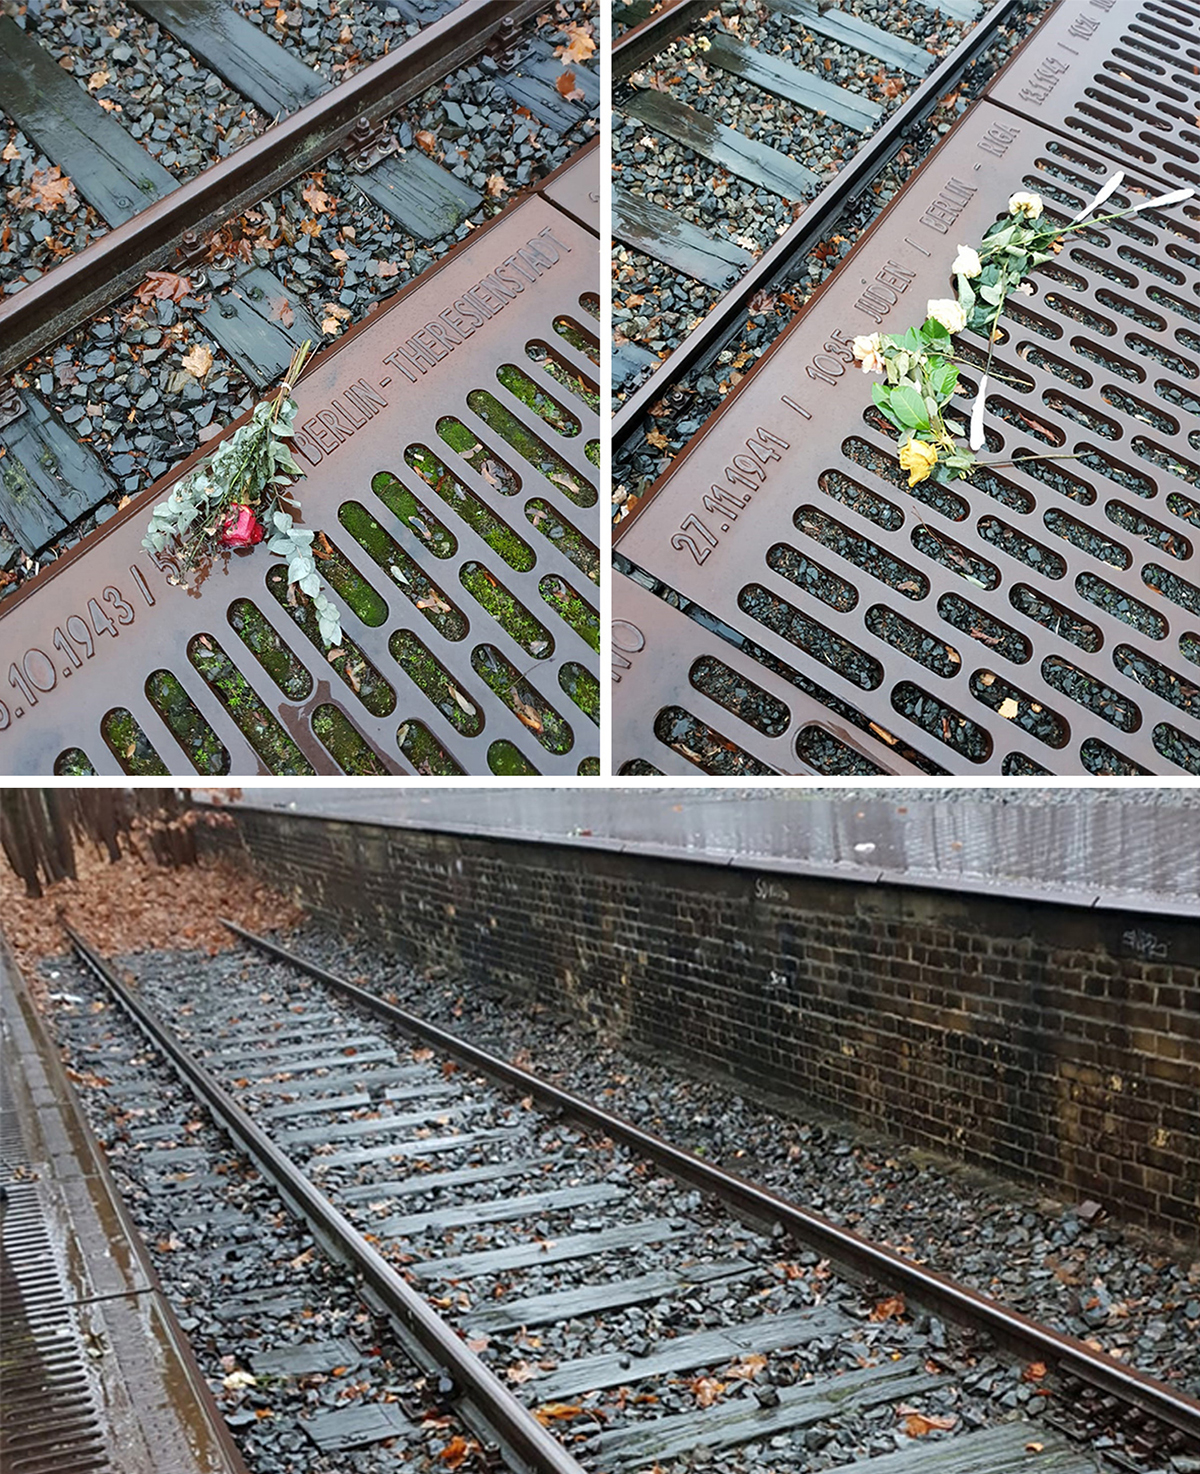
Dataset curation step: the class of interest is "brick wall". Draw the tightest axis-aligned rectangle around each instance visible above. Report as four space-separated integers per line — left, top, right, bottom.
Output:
204 809 1200 1243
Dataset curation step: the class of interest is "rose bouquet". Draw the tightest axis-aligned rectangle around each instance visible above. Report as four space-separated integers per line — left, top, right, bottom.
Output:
853 174 1195 490
142 339 343 648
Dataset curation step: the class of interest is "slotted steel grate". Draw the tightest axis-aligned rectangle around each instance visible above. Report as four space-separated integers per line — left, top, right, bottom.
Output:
615 104 1200 776
0 155 600 777
988 0 1200 189
613 572 925 775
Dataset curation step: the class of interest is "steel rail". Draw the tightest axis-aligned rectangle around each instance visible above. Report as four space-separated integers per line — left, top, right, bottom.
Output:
64 924 589 1474
225 920 1200 1448
611 0 1028 448
0 0 543 377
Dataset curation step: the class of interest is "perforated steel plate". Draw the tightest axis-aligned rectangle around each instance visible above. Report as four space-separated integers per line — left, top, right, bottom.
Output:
615 102 1200 776
988 0 1200 189
0 172 600 776
613 572 924 775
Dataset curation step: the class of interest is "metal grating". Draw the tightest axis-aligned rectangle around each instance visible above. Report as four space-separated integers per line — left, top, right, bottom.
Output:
614 103 1200 776
613 572 925 775
0 160 599 777
1 1130 111 1474
988 0 1200 189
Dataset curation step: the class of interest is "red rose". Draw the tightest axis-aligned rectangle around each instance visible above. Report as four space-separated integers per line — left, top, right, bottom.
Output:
219 504 265 548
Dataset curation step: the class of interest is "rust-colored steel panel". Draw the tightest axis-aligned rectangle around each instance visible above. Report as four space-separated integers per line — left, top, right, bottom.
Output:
539 136 601 236
0 191 599 777
615 102 1200 776
988 0 1200 190
612 573 923 776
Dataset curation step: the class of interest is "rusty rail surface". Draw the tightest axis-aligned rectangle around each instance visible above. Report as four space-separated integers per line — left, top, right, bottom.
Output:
0 148 600 777
613 81 1200 775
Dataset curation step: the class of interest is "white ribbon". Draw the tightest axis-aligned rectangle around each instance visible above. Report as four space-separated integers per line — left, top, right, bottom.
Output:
969 374 988 453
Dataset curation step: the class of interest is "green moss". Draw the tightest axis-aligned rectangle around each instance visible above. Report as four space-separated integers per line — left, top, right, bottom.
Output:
189 635 315 775
404 448 535 572
471 644 571 754
146 669 230 774
558 661 599 724
397 718 465 775
459 562 552 658
526 342 600 413
576 756 600 776
54 747 97 777
313 537 388 626
370 471 456 559
228 598 313 701
496 363 579 436
585 439 599 468
524 499 598 584
313 704 389 775
553 314 600 364
435 417 521 496
539 575 599 652
264 566 395 718
487 739 540 776
102 707 170 776
389 629 483 735
466 390 596 508
339 501 468 641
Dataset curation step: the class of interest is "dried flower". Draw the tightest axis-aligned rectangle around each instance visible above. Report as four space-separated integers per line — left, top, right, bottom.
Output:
218 504 265 548
852 332 886 374
925 299 966 334
951 244 982 278
899 439 938 486
1008 191 1043 219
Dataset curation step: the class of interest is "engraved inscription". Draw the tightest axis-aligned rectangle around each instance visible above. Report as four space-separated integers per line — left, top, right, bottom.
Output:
670 428 788 564
919 177 979 236
977 121 1021 159
1019 55 1070 106
1 585 136 733
293 225 572 465
612 619 646 684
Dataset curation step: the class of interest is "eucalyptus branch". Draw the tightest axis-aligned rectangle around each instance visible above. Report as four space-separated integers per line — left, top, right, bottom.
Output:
142 337 342 648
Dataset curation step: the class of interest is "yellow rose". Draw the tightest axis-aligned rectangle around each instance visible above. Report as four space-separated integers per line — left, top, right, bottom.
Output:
899 439 938 487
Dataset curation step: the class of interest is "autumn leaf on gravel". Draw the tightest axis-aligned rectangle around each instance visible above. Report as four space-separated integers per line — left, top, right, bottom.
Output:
136 270 192 305
555 70 584 101
870 1294 906 1322
485 174 507 198
899 1407 957 1437
302 180 333 214
534 1404 586 1425
377 260 399 278
415 130 437 155
25 167 74 212
645 428 670 450
556 22 596 64
997 696 1020 721
1023 1362 1047 1382
271 296 295 328
2 141 21 162
689 1376 726 1408
87 69 109 91
439 1436 478 1469
726 1353 768 1380
507 1360 538 1384
181 343 213 379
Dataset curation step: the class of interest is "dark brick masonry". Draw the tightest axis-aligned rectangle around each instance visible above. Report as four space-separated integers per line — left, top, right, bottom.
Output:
204 810 1200 1244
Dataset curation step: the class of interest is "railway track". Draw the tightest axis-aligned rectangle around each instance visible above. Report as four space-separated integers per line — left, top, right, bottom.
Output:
612 0 1200 778
610 0 1040 467
59 921 1200 1474
0 2 600 777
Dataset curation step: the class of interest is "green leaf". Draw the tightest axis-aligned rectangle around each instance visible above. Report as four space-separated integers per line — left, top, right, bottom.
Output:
889 384 930 430
299 572 321 597
871 382 905 431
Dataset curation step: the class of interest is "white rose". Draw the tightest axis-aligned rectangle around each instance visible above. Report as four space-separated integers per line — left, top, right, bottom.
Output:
952 244 982 278
1008 191 1044 219
851 332 886 374
926 298 966 335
